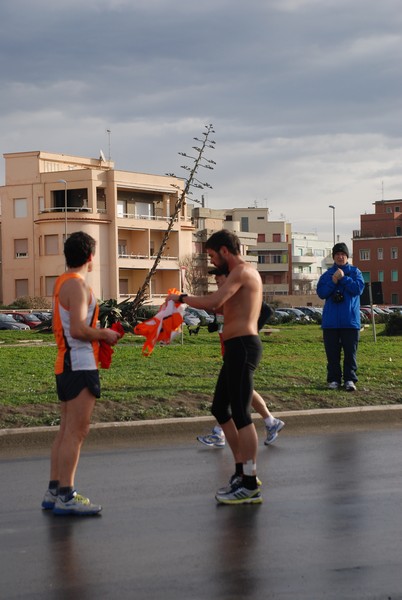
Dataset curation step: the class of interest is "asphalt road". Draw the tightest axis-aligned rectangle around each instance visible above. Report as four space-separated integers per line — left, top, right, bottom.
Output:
1 419 402 600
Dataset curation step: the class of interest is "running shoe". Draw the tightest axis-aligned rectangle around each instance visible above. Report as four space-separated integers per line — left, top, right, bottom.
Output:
53 491 102 516
264 418 285 445
197 433 225 448
215 481 262 505
217 474 262 494
197 425 225 448
41 488 58 510
345 380 357 391
328 381 339 390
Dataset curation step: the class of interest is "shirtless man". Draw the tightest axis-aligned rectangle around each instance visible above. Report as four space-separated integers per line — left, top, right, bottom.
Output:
167 229 264 504
41 231 121 515
197 267 284 449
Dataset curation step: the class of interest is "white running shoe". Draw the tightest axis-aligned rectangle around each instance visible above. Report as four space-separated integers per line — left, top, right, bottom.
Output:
328 381 339 390
41 489 58 510
264 418 285 445
53 491 102 516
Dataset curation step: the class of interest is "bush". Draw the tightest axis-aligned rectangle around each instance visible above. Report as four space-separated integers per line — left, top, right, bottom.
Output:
10 296 51 309
383 312 402 336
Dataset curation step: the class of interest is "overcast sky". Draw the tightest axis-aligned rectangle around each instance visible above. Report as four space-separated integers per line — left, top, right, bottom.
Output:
1 0 402 244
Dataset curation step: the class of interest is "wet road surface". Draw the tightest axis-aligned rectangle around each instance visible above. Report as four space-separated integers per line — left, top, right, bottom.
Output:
1 427 402 599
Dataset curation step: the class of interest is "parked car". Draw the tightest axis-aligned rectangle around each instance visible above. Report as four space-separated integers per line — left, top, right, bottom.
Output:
32 311 52 322
273 309 290 322
280 308 311 322
295 306 322 322
0 313 30 330
6 312 42 329
183 307 215 327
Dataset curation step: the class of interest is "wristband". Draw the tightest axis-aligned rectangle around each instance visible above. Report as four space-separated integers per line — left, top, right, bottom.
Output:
178 293 188 304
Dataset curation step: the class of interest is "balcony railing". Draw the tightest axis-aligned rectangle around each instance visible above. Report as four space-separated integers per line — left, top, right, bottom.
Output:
40 207 93 214
353 230 402 239
118 254 178 261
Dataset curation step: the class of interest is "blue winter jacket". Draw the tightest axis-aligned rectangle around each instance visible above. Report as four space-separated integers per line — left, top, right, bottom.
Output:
316 262 365 329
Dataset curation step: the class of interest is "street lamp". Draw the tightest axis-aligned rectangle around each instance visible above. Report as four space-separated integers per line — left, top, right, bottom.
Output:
328 205 336 246
57 179 68 241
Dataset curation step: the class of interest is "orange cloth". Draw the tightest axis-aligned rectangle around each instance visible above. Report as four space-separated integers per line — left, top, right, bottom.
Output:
99 322 125 369
133 288 184 356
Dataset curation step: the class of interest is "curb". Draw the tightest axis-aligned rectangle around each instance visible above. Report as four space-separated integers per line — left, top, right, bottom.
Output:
1 405 402 456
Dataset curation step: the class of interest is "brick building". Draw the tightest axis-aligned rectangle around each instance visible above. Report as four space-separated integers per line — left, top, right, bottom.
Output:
352 199 402 304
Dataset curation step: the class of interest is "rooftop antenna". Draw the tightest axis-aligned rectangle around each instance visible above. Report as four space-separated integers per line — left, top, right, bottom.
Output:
381 180 384 201
106 129 112 161
99 149 106 162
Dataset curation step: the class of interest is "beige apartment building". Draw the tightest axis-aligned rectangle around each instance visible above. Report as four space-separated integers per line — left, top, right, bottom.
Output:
191 206 292 298
0 151 193 306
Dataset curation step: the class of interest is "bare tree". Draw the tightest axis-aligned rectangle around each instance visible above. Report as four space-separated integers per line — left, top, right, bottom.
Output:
178 254 208 296
123 124 216 322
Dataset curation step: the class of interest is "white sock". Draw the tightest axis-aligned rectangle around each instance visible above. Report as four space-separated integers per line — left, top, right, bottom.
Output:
264 415 276 428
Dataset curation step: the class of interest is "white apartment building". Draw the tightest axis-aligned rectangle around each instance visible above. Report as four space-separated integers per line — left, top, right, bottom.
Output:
292 232 333 293
0 151 192 306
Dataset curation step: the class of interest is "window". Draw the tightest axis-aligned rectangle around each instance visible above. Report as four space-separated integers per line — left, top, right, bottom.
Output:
15 279 28 297
14 198 27 218
386 206 393 213
272 233 281 242
241 217 249 232
391 270 398 282
391 247 398 259
378 271 384 282
360 249 370 261
395 206 400 213
257 233 265 243
118 240 127 256
117 201 125 217
377 248 383 260
258 255 265 264
391 293 399 304
257 216 265 220
119 279 129 295
396 227 401 236
14 239 28 258
45 276 57 297
362 271 370 283
44 235 58 255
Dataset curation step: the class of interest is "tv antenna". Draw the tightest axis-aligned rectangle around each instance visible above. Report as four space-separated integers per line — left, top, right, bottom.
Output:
106 129 112 160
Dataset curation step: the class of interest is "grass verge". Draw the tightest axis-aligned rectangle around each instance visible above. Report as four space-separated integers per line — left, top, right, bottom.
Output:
0 324 400 428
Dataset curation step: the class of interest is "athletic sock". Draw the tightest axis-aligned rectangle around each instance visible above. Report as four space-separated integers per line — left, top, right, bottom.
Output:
235 463 243 477
264 415 276 428
58 486 74 501
243 475 258 490
48 480 59 493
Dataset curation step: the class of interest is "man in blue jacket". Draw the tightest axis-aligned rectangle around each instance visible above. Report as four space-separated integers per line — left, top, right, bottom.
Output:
317 242 365 391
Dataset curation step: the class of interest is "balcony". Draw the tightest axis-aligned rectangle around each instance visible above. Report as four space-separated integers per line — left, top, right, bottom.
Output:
292 254 315 265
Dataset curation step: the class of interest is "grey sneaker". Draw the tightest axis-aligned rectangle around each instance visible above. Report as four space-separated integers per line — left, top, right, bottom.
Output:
345 380 357 391
217 474 243 494
41 488 58 510
53 491 102 516
328 381 339 390
197 432 225 448
215 480 262 505
264 418 285 445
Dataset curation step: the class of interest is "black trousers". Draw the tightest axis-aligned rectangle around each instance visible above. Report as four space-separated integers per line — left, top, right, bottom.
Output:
323 328 360 383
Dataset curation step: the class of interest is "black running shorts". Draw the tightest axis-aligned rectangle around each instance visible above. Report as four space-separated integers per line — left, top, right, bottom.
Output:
56 370 101 401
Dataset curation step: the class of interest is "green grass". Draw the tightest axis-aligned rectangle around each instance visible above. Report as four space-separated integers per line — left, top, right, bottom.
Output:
0 324 401 428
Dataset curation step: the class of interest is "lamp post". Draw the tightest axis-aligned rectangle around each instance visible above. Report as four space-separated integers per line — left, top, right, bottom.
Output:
328 205 336 246
57 179 68 241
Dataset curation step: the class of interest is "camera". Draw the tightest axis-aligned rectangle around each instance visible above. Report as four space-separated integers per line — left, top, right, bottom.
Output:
332 290 344 303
